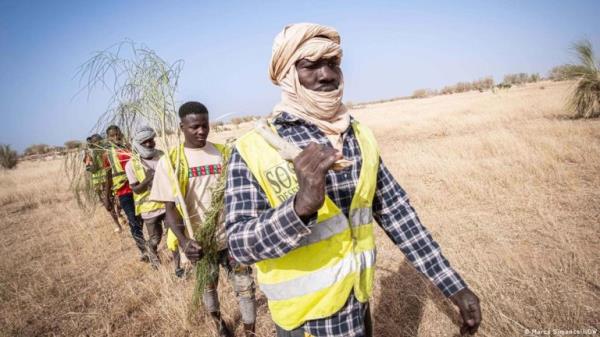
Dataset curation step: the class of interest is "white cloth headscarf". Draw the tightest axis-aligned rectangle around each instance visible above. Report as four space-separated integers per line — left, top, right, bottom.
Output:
269 23 350 149
132 125 157 159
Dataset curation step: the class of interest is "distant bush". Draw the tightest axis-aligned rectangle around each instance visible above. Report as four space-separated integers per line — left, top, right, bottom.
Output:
53 146 66 154
455 82 473 93
503 73 530 85
24 144 52 156
548 64 586 81
423 76 494 96
231 117 243 126
472 77 494 91
231 115 260 127
440 86 455 95
64 140 82 150
411 89 429 99
0 144 18 169
530 73 541 82
210 121 225 132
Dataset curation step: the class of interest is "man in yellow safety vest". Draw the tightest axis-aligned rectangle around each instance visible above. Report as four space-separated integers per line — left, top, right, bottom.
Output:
84 133 123 232
103 125 148 261
224 23 482 337
150 102 257 337
125 125 183 274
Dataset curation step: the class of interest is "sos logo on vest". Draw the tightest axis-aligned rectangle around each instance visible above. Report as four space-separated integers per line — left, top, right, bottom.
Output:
265 161 299 202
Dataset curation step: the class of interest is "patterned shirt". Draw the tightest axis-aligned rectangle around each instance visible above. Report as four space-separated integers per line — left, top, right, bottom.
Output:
225 112 467 337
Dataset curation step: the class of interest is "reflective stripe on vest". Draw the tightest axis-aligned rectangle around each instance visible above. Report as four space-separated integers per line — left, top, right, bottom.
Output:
131 155 165 216
235 120 379 330
90 151 107 187
91 169 107 187
259 249 376 300
108 146 128 192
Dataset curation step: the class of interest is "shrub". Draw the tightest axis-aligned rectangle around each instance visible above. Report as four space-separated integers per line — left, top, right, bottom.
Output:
530 73 541 82
455 82 472 93
472 77 494 91
0 144 18 169
53 146 66 154
210 121 225 132
441 86 455 95
64 140 82 150
563 40 600 118
24 144 51 156
412 89 429 99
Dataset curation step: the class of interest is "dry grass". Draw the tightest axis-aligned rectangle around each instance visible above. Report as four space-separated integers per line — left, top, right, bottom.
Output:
1 80 598 336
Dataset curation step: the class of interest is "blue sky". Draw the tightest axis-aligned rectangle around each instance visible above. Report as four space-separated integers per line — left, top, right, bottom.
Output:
1 0 599 152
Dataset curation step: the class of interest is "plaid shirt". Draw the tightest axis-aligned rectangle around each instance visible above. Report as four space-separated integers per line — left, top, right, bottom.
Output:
225 112 466 337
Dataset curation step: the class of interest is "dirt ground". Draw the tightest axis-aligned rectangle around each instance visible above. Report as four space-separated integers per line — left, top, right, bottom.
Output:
1 80 598 336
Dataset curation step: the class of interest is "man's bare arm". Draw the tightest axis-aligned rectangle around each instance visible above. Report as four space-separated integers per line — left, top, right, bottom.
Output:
130 169 154 194
164 201 203 263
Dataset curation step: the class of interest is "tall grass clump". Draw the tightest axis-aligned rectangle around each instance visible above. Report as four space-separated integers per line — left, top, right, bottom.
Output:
71 41 183 212
0 144 18 169
563 40 600 118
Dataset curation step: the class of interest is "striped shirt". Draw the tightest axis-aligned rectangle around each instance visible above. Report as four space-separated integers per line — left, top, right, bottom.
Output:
225 112 466 337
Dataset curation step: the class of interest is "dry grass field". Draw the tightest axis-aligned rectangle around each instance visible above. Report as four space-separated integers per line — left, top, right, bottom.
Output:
0 80 598 337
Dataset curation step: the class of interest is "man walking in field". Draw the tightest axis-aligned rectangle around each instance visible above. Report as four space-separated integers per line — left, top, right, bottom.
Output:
124 125 182 271
84 133 122 232
225 23 482 337
103 125 148 261
150 102 257 337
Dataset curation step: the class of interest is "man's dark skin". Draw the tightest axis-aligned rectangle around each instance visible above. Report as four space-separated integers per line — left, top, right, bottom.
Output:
164 113 209 262
293 56 482 335
129 138 156 194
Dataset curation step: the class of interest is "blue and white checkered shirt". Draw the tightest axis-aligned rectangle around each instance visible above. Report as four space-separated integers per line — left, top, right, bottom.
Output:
225 112 466 337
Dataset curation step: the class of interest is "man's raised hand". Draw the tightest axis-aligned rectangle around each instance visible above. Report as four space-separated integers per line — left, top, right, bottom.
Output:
293 143 342 218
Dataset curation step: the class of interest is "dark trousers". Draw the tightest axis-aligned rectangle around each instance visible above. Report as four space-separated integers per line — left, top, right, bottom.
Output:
144 213 164 265
118 193 146 254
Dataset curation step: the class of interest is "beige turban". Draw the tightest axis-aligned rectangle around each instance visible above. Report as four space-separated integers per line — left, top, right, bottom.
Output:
269 23 350 149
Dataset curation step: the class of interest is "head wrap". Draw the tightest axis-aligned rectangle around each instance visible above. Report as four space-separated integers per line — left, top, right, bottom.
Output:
132 125 157 159
269 23 350 148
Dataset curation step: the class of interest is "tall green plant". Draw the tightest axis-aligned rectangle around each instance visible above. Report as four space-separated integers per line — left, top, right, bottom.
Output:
563 40 600 118
0 144 18 169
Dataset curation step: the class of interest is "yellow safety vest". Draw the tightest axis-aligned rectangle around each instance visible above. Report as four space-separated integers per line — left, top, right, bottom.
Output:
130 154 165 216
90 151 107 187
107 146 129 193
236 120 379 330
164 143 229 251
